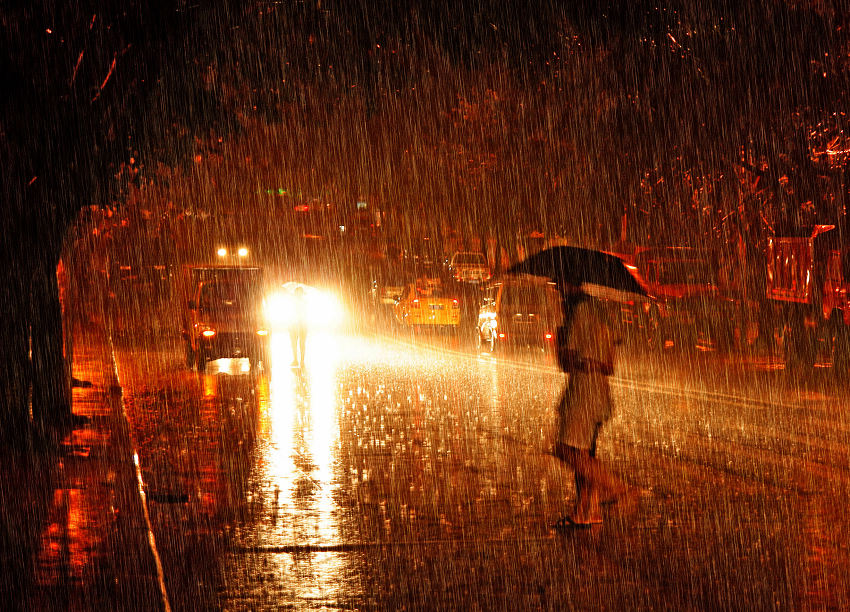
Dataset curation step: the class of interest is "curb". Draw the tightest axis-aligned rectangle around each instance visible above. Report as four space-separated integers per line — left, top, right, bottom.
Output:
55 325 172 612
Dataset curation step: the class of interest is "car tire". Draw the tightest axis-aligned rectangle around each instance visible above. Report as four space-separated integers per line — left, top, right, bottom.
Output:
782 318 815 376
832 323 850 377
197 347 208 373
710 317 734 352
185 340 196 369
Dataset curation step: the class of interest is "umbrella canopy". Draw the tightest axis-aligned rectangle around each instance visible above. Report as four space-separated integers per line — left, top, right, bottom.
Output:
509 246 651 301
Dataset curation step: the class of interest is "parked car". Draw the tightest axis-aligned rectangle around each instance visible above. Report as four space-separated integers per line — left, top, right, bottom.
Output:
182 266 270 372
393 279 461 331
476 275 563 353
370 263 410 308
630 247 731 350
448 251 491 284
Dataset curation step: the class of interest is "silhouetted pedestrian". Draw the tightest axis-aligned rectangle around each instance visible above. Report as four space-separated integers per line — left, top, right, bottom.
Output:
552 288 632 527
289 286 308 367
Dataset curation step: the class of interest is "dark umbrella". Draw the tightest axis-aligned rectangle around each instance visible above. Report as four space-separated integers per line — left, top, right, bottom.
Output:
509 246 651 300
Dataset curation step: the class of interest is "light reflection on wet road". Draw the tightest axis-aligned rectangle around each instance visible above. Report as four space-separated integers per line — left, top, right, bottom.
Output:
113 327 850 610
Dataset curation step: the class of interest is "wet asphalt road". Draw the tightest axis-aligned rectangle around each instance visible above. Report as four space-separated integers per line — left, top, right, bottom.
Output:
111 320 850 610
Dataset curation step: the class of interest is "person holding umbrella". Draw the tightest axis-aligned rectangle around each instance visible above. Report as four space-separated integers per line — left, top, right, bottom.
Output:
510 246 649 527
553 286 631 526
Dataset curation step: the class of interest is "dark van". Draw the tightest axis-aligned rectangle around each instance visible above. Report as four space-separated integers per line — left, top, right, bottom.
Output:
476 276 563 353
181 266 270 372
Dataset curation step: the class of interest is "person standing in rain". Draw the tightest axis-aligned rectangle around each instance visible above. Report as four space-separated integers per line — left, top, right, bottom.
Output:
289 285 308 367
552 287 633 527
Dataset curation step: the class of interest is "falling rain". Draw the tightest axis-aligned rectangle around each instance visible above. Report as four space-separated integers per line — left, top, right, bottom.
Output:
1 1 850 609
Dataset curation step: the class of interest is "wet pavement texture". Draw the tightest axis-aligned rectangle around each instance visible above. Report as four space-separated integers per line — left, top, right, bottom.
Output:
110 321 850 610
0 325 166 611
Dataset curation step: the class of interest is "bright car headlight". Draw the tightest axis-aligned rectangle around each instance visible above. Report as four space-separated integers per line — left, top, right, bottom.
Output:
265 286 344 329
265 293 295 327
305 290 343 327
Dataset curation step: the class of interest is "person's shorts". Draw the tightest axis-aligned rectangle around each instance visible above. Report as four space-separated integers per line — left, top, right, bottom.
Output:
556 423 601 462
559 399 603 453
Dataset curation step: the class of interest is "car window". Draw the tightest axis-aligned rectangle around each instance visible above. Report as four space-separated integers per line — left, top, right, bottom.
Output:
454 253 485 265
416 283 447 298
201 281 260 308
657 260 715 285
501 285 550 313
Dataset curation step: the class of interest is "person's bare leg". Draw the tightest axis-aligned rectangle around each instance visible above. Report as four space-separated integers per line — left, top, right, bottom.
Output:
554 443 602 524
299 328 307 365
583 457 629 500
290 330 300 366
571 452 602 523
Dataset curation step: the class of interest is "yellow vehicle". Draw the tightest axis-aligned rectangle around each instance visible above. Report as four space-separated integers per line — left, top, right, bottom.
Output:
393 281 461 331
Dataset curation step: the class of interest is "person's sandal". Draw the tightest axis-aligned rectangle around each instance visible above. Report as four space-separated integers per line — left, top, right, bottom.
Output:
552 514 601 529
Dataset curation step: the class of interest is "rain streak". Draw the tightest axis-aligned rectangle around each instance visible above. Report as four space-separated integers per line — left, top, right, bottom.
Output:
2 1 850 610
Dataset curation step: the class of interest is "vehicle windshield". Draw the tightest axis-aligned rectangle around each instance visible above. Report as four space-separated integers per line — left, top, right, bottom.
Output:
201 281 261 308
454 253 485 265
502 286 551 313
415 283 450 298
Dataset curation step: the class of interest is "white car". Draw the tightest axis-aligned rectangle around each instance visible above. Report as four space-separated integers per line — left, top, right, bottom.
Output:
448 251 491 284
